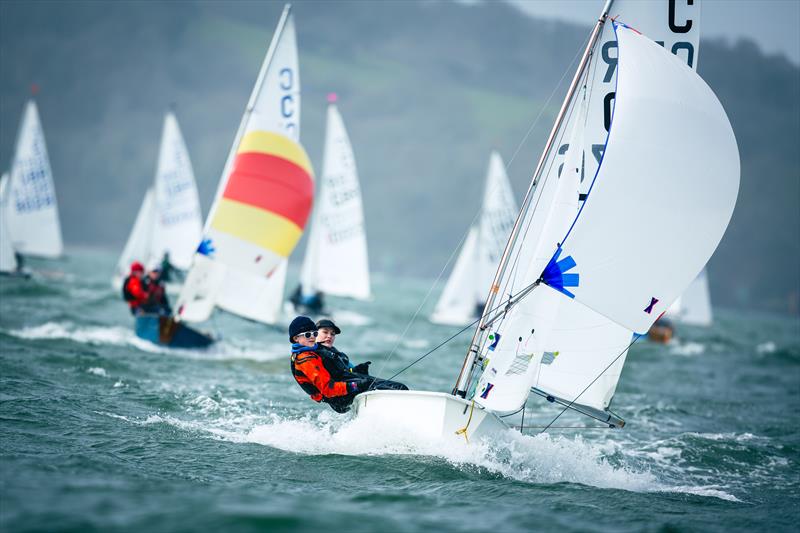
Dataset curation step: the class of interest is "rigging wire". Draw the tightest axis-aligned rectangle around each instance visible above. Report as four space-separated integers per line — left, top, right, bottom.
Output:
538 334 643 434
372 33 593 379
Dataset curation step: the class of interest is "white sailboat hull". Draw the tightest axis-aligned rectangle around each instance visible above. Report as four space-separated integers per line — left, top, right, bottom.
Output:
352 390 508 443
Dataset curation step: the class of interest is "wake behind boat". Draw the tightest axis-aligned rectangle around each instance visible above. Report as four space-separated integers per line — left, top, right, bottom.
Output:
355 0 737 442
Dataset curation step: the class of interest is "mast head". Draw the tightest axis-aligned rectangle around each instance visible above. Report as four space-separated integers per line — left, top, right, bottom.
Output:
30 83 39 96
327 92 338 104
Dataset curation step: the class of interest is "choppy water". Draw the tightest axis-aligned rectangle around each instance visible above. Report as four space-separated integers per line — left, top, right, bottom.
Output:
1 249 798 532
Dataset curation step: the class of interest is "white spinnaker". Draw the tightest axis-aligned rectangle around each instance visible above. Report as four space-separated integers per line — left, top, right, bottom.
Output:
112 189 155 289
577 0 701 193
670 269 713 326
554 24 739 334
300 103 370 300
0 173 18 273
150 113 203 270
177 8 301 325
475 111 583 413
430 226 480 326
6 100 63 258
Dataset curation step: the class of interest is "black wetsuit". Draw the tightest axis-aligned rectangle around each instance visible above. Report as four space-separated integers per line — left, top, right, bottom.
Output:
316 344 408 413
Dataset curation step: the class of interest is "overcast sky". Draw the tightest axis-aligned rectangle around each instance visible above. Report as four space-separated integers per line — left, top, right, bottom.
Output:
505 0 800 65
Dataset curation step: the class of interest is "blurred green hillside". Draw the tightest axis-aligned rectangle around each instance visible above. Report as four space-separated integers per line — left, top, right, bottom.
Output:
1 0 797 314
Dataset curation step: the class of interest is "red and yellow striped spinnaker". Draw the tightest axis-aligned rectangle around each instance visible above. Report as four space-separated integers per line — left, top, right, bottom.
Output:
207 130 314 276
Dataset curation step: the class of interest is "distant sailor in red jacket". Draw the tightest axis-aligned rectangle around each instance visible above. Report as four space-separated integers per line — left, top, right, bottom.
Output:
122 262 149 314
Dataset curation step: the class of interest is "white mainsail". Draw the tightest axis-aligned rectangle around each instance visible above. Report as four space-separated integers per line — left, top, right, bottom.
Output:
112 188 155 288
6 100 63 258
111 112 202 287
431 151 517 325
299 98 370 300
150 112 204 270
177 5 313 325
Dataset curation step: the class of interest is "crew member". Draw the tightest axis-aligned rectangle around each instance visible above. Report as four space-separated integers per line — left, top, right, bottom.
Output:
122 262 149 314
289 316 367 413
142 268 171 315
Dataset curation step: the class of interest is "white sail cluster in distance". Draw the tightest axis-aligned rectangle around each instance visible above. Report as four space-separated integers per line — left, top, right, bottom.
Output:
177 5 314 325
112 112 203 287
431 151 517 325
4 100 63 259
299 98 370 301
472 1 738 421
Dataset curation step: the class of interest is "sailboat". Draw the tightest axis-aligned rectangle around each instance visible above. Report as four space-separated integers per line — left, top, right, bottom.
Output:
112 111 203 290
4 100 63 262
353 0 738 441
430 151 518 326
174 4 313 333
290 93 370 316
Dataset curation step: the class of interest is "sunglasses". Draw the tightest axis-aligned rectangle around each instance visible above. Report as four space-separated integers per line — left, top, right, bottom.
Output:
296 330 318 340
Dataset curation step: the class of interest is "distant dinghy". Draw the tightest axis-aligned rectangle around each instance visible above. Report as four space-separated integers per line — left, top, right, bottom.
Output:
5 100 63 259
112 112 203 288
291 94 370 315
430 151 517 326
355 0 737 441
176 3 313 326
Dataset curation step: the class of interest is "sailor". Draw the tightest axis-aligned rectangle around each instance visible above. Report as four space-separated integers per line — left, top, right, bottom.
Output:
159 252 183 283
122 262 149 315
142 268 171 315
289 285 325 314
289 316 369 413
315 317 408 395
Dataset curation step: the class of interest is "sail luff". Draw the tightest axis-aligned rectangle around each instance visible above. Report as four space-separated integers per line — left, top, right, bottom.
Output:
453 9 611 397
112 188 156 288
202 3 294 233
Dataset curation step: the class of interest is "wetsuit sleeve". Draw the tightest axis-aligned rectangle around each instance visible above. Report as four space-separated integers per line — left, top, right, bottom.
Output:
294 353 350 398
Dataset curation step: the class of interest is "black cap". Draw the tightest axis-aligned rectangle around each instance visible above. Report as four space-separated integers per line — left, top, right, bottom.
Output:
315 318 341 335
289 316 316 342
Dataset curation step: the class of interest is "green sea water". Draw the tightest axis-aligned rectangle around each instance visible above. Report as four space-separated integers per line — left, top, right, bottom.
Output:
1 249 798 532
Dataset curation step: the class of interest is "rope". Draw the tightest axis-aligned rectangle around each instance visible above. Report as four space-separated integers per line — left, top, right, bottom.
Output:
455 400 476 443
539 334 642 434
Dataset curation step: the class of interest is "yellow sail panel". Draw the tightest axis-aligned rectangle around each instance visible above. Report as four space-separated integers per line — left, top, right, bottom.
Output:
210 198 302 257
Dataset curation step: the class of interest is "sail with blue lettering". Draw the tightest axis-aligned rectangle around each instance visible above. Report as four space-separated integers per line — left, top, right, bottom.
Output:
177 4 312 325
5 101 63 258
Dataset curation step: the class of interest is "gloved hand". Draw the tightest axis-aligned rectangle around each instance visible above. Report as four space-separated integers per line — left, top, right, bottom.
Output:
347 379 372 394
352 361 371 375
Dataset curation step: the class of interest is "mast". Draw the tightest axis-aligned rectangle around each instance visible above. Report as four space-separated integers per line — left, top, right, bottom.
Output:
202 3 293 233
453 0 614 397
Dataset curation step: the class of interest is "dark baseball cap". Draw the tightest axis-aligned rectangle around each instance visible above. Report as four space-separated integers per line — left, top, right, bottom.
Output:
315 318 341 334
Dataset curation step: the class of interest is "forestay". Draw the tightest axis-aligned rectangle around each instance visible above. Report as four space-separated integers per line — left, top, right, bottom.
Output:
299 100 370 300
6 100 63 258
551 24 739 334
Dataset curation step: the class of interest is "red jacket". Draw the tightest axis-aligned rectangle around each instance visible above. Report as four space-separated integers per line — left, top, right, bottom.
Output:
291 345 351 402
124 275 149 309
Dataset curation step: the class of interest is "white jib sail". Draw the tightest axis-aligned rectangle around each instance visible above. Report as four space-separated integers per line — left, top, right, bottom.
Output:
475 107 584 413
6 100 63 258
430 226 480 326
177 6 310 325
551 24 739 334
150 112 203 270
0 173 18 272
299 101 370 300
431 152 517 325
112 188 155 289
